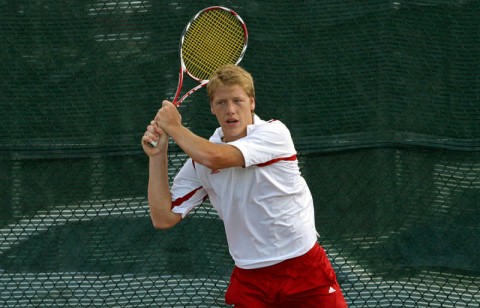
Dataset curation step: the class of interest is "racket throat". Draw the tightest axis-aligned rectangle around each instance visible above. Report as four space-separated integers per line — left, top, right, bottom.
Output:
172 67 185 106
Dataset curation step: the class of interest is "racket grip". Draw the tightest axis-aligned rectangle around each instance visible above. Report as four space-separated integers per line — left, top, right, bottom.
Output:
148 140 158 148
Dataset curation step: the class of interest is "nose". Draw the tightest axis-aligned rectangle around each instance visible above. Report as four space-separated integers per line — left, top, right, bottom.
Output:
225 101 236 114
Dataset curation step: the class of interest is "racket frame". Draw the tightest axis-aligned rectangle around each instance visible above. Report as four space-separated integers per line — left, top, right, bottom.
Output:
172 6 249 106
149 6 248 147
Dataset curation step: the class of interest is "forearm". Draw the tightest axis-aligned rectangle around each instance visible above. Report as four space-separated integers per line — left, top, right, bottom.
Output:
168 125 245 170
153 100 245 169
148 153 181 229
168 126 217 166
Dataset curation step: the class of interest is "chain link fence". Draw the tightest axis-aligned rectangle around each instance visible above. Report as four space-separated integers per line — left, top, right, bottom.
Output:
1 1 479 307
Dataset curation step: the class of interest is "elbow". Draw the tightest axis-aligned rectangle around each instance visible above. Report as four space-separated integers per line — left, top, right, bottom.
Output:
151 219 175 230
201 159 220 171
195 144 244 170
149 207 181 230
151 215 179 230
199 151 227 170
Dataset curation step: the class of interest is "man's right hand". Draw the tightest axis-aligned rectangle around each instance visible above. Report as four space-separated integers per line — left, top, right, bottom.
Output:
142 120 169 156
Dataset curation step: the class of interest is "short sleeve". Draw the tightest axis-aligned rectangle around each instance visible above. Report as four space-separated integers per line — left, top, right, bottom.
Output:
228 120 296 167
171 159 208 218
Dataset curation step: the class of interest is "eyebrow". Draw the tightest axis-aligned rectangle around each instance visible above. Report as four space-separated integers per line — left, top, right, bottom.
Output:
214 96 245 102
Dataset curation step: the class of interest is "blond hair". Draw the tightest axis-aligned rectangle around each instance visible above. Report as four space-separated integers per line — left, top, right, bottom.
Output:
207 64 255 101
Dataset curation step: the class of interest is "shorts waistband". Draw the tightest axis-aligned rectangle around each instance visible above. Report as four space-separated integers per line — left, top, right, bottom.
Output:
235 242 322 274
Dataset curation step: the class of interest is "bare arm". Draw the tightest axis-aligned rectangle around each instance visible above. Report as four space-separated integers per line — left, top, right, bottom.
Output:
154 101 245 170
170 125 244 170
142 121 182 229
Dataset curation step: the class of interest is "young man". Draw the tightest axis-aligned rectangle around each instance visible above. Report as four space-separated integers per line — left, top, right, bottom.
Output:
142 65 347 307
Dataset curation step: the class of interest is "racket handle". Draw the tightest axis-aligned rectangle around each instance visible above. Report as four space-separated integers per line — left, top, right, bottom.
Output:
148 140 158 148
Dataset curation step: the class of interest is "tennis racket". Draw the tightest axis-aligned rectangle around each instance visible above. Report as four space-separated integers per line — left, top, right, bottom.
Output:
150 6 248 147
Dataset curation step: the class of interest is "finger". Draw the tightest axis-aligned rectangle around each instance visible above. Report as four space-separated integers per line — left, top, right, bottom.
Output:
162 100 174 108
153 111 163 125
144 128 156 137
145 123 160 138
153 120 163 132
143 131 157 143
146 124 157 135
142 135 154 147
150 121 161 134
148 121 161 133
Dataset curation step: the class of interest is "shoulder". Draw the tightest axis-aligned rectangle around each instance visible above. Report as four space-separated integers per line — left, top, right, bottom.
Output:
252 114 288 129
251 117 291 137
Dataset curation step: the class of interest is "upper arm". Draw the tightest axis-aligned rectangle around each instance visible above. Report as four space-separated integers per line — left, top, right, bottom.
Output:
228 122 296 167
170 159 208 218
169 125 245 170
202 143 246 170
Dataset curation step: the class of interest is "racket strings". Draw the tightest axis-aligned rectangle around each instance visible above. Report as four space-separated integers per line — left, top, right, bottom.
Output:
182 9 246 81
185 13 243 78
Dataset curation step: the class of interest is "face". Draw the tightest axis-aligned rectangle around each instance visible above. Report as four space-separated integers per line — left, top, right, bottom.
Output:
210 84 255 143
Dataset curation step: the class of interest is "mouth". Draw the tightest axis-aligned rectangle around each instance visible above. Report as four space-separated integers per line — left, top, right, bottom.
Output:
225 118 239 126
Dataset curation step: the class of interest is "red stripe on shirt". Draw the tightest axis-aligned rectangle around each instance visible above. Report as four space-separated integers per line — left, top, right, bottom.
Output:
172 186 203 208
256 154 297 167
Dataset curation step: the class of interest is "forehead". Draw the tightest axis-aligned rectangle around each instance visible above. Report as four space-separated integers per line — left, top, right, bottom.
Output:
210 84 248 101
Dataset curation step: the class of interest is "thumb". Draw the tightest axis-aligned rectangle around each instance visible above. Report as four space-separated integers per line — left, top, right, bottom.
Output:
162 100 173 107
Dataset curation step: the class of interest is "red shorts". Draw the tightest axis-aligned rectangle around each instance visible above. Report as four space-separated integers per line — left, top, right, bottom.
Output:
225 243 347 308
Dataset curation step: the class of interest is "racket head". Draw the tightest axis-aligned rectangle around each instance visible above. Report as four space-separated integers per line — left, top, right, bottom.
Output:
179 6 248 83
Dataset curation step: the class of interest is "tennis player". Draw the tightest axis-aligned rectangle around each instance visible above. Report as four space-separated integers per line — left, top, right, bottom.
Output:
142 64 347 307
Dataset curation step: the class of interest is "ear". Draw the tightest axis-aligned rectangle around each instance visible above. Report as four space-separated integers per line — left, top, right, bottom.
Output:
250 97 255 111
210 101 215 115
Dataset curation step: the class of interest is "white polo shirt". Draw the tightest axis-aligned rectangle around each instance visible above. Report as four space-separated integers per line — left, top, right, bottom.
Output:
170 115 318 269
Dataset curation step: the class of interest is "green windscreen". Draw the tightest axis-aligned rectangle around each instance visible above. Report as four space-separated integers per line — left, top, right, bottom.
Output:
1 1 479 307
